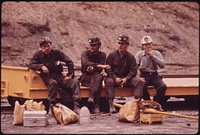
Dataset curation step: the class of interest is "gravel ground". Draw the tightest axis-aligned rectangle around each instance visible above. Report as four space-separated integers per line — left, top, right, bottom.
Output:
1 111 198 134
1 97 199 134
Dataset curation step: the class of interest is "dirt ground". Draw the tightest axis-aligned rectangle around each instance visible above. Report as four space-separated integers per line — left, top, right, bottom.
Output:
1 112 198 134
1 100 199 134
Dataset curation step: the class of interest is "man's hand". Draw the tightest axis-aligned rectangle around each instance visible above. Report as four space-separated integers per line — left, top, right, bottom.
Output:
41 66 49 74
147 50 155 58
104 64 111 70
115 78 127 87
140 77 145 82
63 76 71 82
121 78 127 85
115 78 122 85
86 66 94 72
97 64 111 70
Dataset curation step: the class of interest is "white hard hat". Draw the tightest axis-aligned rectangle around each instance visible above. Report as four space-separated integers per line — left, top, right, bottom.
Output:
141 36 153 44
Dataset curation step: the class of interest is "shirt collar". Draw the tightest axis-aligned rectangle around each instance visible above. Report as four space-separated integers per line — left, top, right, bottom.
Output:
116 50 128 57
89 50 100 56
141 50 146 56
41 49 53 57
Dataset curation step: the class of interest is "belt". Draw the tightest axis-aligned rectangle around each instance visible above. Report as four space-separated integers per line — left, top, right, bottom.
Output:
140 71 158 76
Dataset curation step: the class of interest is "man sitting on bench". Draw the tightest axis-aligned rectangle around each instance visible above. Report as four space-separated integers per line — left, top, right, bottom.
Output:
105 34 144 113
80 36 110 114
135 35 167 107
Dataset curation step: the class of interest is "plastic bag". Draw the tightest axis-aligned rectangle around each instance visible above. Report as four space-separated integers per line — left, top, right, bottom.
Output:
53 103 78 125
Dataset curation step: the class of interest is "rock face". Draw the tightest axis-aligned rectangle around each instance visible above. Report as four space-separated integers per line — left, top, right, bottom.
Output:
2 2 199 75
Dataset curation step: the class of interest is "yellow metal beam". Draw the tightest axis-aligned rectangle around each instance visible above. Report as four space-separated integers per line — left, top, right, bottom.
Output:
1 65 199 99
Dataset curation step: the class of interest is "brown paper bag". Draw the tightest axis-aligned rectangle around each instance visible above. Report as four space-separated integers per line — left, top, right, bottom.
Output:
13 101 26 125
23 99 34 107
117 100 141 123
53 103 78 125
141 100 162 111
23 100 45 111
13 100 46 125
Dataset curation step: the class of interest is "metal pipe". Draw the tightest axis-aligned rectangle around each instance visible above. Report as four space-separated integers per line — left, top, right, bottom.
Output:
113 102 198 120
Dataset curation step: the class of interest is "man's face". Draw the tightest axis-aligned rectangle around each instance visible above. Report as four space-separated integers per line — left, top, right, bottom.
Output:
142 42 153 53
118 42 128 52
90 43 100 53
40 42 52 54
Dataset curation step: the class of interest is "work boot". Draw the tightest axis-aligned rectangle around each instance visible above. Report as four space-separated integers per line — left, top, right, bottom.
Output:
87 97 94 113
134 96 141 101
48 104 54 117
91 104 100 114
73 101 80 115
88 97 94 103
109 100 117 114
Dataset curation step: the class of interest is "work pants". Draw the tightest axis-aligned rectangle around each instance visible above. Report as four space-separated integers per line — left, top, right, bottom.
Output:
104 76 144 100
42 74 80 107
80 72 103 105
141 73 167 106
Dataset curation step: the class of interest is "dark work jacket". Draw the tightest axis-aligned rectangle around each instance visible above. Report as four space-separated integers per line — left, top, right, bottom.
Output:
81 50 106 74
105 50 137 81
28 49 74 77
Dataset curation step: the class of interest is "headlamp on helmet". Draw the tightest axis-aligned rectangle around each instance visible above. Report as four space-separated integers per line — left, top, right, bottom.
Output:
141 36 153 44
88 36 101 45
117 34 129 44
39 37 52 46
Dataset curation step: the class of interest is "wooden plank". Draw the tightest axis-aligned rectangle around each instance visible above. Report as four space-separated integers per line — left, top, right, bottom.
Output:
162 78 198 87
164 87 198 96
80 77 199 97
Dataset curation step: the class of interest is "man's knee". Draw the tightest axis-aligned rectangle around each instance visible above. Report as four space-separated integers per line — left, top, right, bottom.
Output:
138 79 145 86
162 82 167 90
71 78 80 86
91 73 103 83
157 83 167 95
131 77 144 87
105 77 114 85
48 79 57 86
157 82 167 92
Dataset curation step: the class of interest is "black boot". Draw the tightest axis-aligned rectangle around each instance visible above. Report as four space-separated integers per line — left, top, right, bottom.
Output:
73 99 80 115
87 97 94 113
92 104 100 114
48 103 54 117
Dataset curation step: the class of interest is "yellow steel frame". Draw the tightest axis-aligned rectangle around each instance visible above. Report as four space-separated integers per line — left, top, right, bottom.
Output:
1 65 199 99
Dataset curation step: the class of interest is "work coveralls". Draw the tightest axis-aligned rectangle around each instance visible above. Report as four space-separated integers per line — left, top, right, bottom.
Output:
80 50 106 111
28 49 80 110
135 50 167 107
105 50 144 100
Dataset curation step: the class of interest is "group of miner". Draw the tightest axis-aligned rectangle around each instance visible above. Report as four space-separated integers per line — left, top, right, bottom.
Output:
28 34 167 116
